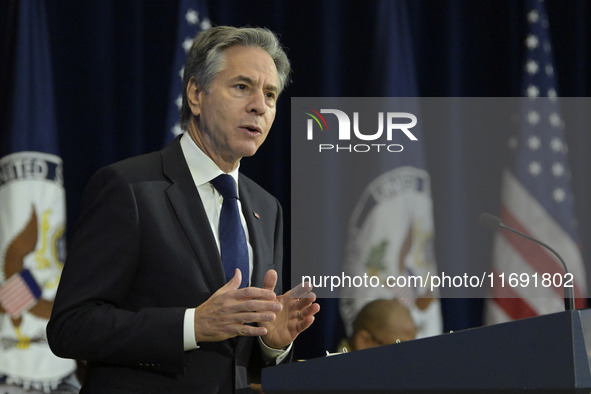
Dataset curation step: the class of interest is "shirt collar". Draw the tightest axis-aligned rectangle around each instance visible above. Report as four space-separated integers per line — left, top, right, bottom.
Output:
180 132 240 191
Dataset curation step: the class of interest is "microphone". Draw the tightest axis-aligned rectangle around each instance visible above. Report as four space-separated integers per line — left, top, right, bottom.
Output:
478 212 574 311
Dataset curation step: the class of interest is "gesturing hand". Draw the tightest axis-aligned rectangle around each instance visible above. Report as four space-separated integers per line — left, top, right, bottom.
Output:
194 269 282 342
259 270 320 350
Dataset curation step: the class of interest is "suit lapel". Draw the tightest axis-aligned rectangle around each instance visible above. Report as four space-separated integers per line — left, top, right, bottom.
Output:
161 138 226 293
239 177 265 288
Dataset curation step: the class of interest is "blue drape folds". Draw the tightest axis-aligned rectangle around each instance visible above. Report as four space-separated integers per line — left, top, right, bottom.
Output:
2 0 590 359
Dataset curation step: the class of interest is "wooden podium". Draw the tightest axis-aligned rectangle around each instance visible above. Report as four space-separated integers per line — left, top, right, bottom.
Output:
262 309 591 393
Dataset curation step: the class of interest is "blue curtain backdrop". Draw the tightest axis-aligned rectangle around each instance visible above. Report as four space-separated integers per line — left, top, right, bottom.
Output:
2 0 591 360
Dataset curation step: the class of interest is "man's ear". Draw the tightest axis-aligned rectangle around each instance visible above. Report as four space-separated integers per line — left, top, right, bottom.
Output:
352 329 372 351
186 77 202 117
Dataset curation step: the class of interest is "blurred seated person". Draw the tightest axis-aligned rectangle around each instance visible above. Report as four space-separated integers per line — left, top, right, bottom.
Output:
339 299 417 352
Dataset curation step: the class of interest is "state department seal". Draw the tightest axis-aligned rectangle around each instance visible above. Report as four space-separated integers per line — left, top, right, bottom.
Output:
340 166 439 337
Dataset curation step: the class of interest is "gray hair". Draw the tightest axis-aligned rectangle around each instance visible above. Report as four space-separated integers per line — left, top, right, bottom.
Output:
180 26 291 131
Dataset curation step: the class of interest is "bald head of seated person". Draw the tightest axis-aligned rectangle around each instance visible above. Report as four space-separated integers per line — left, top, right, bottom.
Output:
350 299 417 351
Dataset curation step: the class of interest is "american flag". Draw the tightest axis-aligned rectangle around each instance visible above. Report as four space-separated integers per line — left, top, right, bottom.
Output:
0 269 42 318
485 0 587 323
164 0 211 144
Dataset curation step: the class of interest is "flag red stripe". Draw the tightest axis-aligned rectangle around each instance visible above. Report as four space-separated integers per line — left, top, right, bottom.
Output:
494 297 537 320
490 272 538 319
500 205 584 300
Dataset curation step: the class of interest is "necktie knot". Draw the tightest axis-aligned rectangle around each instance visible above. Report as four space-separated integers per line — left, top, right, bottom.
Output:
210 174 238 199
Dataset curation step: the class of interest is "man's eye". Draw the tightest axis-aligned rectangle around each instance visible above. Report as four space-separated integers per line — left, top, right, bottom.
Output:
236 84 247 90
266 92 276 100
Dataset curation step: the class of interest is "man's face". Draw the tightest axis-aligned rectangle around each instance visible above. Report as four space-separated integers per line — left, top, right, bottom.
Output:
187 45 279 172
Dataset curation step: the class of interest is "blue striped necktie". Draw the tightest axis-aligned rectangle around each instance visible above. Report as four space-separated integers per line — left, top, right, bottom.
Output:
210 174 249 288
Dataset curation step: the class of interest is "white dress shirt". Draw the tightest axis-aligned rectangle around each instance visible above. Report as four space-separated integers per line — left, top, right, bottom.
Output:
179 133 290 362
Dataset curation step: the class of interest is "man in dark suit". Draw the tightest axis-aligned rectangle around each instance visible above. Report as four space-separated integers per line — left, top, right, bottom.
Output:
47 26 319 393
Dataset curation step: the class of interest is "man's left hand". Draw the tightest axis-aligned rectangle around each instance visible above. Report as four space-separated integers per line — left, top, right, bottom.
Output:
259 270 320 350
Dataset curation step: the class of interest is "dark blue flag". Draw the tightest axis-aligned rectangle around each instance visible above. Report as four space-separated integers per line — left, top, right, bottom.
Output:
164 0 211 144
0 0 76 389
338 0 441 340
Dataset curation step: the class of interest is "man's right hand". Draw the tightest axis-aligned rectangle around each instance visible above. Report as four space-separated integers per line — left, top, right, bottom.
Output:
193 269 282 342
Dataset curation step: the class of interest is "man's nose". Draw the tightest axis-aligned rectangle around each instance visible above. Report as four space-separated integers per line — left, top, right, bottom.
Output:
247 90 266 115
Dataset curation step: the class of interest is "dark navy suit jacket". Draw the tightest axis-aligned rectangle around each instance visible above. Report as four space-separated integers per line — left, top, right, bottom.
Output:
47 137 284 393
